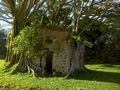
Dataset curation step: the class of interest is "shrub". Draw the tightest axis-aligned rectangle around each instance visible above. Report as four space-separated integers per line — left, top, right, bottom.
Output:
13 27 43 57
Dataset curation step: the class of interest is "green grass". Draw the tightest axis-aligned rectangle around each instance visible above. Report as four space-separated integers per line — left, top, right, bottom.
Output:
0 60 120 90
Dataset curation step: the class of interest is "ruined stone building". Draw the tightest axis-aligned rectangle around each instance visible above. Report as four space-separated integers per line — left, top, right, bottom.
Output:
32 29 85 76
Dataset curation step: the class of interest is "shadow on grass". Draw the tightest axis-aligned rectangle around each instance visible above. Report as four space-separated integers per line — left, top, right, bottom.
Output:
67 70 120 84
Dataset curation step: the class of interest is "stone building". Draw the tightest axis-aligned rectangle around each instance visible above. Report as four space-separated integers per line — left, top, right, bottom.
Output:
32 29 85 76
32 29 72 75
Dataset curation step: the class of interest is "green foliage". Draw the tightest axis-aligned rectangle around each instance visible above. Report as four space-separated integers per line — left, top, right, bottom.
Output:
73 35 94 48
13 27 43 57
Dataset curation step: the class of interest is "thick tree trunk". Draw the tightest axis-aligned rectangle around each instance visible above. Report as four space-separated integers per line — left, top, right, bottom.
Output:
5 16 29 72
67 40 86 76
5 30 17 69
4 0 40 74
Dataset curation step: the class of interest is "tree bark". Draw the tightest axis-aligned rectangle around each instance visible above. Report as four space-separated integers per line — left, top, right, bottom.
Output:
67 40 86 76
6 16 27 71
4 0 42 74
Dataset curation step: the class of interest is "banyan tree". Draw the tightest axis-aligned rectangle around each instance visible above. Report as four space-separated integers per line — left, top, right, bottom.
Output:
0 0 115 76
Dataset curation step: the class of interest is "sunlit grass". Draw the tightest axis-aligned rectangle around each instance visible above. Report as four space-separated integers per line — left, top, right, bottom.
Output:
0 60 120 90
0 59 5 67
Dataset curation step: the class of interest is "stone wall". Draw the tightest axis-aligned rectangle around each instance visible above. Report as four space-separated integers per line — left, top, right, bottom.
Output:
31 29 72 75
52 41 71 75
36 29 71 75
45 30 71 75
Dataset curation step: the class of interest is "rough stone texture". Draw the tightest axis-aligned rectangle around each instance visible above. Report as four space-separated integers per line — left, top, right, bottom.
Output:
44 30 71 75
52 41 71 74
32 29 72 75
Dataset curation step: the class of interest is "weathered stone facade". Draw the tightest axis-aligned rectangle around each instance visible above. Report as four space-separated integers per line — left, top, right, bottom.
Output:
32 29 72 75
31 28 86 76
44 30 71 75
52 41 71 75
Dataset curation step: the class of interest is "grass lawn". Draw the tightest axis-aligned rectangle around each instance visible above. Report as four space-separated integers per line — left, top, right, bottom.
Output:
0 59 120 90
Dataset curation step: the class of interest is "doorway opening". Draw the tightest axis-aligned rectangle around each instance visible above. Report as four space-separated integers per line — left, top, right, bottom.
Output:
45 51 54 75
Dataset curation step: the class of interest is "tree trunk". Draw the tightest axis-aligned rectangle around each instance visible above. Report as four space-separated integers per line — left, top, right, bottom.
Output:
5 16 28 72
5 30 17 69
5 15 42 75
67 40 86 76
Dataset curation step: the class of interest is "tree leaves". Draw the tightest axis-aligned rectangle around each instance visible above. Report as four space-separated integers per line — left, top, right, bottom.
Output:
13 27 43 57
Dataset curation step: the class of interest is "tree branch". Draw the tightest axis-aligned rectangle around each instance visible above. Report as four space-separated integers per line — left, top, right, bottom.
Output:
0 18 13 24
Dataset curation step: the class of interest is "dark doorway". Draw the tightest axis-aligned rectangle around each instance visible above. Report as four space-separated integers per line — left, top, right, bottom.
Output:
45 51 54 74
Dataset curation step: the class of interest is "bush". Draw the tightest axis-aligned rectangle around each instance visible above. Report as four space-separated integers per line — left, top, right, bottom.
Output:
13 27 43 57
